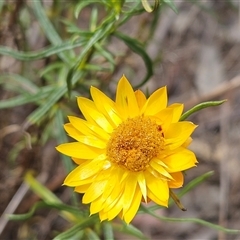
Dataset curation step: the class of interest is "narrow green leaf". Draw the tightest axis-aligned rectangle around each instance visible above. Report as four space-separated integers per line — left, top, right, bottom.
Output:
180 100 227 121
139 170 239 234
94 43 115 71
74 1 102 19
84 64 111 72
66 230 85 240
55 110 73 173
74 14 115 69
8 202 45 221
67 67 87 98
162 0 178 13
113 222 148 240
0 40 86 61
24 171 62 204
53 215 99 240
118 3 144 27
90 7 98 31
7 201 82 221
23 70 85 128
140 205 240 234
66 14 115 97
102 222 114 240
23 86 66 128
147 171 215 212
85 229 101 240
24 171 76 222
31 0 74 62
0 87 53 109
74 13 115 68
168 171 215 209
114 31 153 88
39 62 65 78
0 74 39 93
177 171 215 199
32 0 61 43
101 0 113 8
61 19 93 37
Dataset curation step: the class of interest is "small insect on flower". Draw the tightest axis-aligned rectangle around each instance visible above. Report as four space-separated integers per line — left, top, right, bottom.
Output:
56 75 198 223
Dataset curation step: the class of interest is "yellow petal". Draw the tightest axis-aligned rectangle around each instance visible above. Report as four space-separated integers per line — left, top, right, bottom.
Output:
77 97 113 133
182 137 192 148
102 171 125 210
56 142 103 159
142 86 167 116
105 194 123 221
135 89 146 109
154 107 174 132
162 148 197 173
150 159 173 180
75 135 106 149
99 210 108 221
68 116 110 141
90 86 122 127
82 179 108 203
165 121 197 150
167 103 184 123
90 196 105 214
145 171 169 205
147 187 168 207
72 157 86 165
104 190 123 213
168 172 184 188
79 163 112 195
157 160 169 169
101 167 121 200
74 184 90 193
64 124 106 149
120 171 129 184
116 75 139 119
123 186 142 224
122 174 138 214
64 168 95 187
137 172 147 202
63 155 107 186
64 123 79 139
93 162 113 181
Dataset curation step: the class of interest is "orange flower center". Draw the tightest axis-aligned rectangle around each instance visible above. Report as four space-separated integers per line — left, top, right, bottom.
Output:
106 116 164 172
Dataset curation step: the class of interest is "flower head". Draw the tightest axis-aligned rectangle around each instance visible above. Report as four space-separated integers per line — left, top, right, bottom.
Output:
56 75 198 223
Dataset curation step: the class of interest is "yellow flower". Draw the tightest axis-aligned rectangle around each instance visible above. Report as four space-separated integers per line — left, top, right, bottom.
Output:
56 75 198 223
